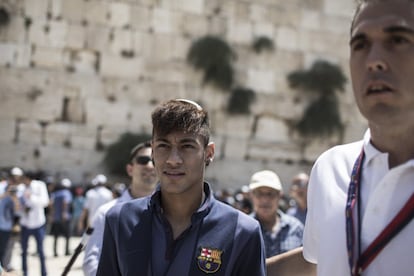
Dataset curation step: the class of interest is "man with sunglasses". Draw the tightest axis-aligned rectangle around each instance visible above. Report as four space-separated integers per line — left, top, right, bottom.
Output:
97 99 266 275
83 141 157 276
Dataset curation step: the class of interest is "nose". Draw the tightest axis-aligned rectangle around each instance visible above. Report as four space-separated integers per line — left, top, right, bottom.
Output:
366 44 388 72
166 148 183 166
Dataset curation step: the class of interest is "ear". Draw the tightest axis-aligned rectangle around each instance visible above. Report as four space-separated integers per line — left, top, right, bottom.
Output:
205 142 215 164
126 163 133 178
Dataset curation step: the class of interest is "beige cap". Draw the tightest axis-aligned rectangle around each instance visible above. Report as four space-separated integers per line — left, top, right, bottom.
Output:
249 170 282 191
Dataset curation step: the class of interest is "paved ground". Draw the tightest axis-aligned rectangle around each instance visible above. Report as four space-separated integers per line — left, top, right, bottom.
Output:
8 235 84 276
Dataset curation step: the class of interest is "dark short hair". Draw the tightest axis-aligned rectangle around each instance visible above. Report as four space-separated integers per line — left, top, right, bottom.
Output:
129 141 152 163
151 99 210 146
351 0 414 32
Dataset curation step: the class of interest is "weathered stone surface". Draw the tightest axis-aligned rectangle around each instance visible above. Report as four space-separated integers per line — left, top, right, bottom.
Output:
0 0 366 187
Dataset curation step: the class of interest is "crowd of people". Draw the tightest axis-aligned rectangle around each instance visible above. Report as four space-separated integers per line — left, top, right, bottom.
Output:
0 168 120 276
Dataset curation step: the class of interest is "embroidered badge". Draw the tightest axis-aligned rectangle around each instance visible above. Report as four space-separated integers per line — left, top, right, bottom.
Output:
197 246 223 274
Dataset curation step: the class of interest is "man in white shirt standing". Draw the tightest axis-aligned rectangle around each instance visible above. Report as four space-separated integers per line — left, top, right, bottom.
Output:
82 141 157 276
267 0 414 275
19 171 49 276
77 174 113 234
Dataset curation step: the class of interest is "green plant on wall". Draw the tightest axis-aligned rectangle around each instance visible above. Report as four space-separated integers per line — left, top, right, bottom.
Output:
252 36 274 53
187 35 236 91
102 132 151 177
227 87 256 114
288 60 347 138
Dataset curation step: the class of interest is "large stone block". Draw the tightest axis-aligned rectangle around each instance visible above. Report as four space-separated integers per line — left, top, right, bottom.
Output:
61 0 85 22
180 14 209 37
65 24 86 49
129 5 151 31
247 69 275 93
100 54 143 79
24 0 48 19
176 0 204 14
275 27 299 51
254 116 290 142
227 20 253 44
85 1 108 26
64 49 98 75
151 8 176 34
108 2 130 28
85 26 111 52
110 28 133 55
31 46 64 69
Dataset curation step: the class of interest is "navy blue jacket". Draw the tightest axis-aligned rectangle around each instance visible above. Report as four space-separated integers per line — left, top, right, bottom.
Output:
96 183 266 276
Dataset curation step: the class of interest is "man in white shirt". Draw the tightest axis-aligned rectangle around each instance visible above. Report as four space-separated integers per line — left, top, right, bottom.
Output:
19 171 49 276
82 141 157 276
267 0 414 275
77 174 113 233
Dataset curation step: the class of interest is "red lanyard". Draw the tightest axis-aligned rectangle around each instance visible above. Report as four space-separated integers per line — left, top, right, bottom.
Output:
345 150 414 275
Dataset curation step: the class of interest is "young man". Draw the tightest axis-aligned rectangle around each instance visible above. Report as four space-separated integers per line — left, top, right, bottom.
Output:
83 141 157 276
97 99 266 275
249 170 303 258
267 1 414 275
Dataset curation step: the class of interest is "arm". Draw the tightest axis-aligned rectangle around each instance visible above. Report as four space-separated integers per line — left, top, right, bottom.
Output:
83 205 109 276
266 247 316 276
96 215 121 276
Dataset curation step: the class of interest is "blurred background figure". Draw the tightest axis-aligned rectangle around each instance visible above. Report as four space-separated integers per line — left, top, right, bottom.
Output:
70 186 85 237
19 171 49 276
111 182 126 199
1 167 24 273
286 172 309 225
77 174 112 234
49 178 73 257
249 170 304 258
0 171 19 269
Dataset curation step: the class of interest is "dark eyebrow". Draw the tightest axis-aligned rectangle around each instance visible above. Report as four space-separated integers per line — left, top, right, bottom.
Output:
384 25 414 35
350 26 414 46
349 33 365 46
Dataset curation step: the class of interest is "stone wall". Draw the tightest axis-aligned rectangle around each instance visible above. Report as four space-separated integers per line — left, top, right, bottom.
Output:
0 0 367 191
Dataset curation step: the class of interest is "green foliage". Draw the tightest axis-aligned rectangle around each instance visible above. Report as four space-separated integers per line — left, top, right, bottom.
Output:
296 95 343 137
102 132 151 176
187 36 236 90
288 60 347 138
252 36 274 53
288 60 346 95
227 88 256 114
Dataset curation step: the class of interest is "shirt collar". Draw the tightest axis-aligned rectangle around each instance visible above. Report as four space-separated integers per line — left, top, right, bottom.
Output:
150 182 213 220
362 128 388 166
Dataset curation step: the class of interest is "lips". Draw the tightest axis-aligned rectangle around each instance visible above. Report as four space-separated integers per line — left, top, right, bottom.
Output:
365 81 394 95
164 171 185 176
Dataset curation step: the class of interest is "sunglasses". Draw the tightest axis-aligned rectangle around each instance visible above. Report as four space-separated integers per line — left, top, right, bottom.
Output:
135 156 153 165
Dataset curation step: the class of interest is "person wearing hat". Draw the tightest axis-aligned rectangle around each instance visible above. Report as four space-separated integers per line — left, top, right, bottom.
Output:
249 170 304 258
49 178 73 257
77 174 112 234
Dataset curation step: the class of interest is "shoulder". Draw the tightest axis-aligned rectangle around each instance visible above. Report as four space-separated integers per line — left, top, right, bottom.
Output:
212 200 260 232
314 140 363 169
280 211 304 230
106 196 150 221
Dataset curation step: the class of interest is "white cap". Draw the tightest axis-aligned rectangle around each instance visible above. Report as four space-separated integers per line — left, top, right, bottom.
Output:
61 178 72 188
249 170 282 191
91 174 107 186
11 167 23 176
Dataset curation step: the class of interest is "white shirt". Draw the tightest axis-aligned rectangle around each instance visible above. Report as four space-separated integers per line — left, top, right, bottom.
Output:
303 130 414 276
83 190 132 276
83 186 113 226
19 180 49 229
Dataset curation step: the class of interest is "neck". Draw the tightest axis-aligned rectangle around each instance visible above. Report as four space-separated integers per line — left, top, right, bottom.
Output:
258 212 278 232
129 182 153 199
161 188 205 239
369 125 414 168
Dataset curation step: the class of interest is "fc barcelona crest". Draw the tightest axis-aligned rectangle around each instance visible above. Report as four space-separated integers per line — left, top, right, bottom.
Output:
197 246 223 274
